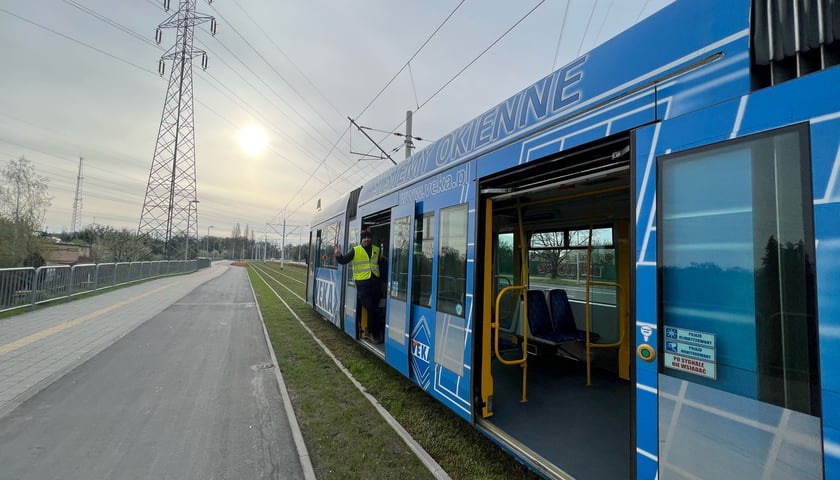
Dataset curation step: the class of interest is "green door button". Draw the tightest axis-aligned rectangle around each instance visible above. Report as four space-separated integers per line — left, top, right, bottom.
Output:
637 344 655 362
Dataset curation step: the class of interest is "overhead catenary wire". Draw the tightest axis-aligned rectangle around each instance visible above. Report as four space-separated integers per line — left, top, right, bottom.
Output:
0 7 157 76
592 0 615 50
6 2 363 201
357 0 548 162
279 0 469 216
0 2 352 232
352 0 467 122
4 1 662 236
289 0 551 219
4 1 545 231
0 9 294 235
349 117 395 165
227 0 346 122
635 0 651 22
550 1 572 73
577 0 599 57
407 62 420 111
360 125 426 142
63 0 160 49
416 0 546 113
194 38 365 188
167 3 365 192
205 3 347 141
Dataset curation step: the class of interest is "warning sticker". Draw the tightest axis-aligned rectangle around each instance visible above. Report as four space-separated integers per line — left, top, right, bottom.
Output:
664 341 715 362
664 353 716 379
664 326 715 347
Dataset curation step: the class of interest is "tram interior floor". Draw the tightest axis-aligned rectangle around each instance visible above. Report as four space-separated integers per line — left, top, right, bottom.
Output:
489 352 630 479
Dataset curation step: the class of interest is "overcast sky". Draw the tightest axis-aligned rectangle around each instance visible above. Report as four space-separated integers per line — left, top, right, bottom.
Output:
0 0 673 243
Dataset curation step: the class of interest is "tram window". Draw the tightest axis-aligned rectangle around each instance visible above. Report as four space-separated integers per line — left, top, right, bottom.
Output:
530 231 565 249
313 232 322 268
320 221 340 269
496 233 514 289
390 216 410 301
495 233 516 323
412 213 435 307
569 228 612 248
658 125 819 416
528 228 616 306
437 204 467 317
346 226 359 286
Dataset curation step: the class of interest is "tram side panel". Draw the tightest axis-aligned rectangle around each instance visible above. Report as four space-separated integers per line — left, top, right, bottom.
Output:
373 163 477 422
810 99 840 480
309 214 346 328
634 64 840 479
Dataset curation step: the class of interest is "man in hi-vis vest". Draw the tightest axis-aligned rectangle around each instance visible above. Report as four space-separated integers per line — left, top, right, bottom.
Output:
335 230 386 344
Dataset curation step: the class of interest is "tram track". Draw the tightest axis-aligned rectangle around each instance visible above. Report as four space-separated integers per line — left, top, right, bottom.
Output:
246 261 538 480
247 262 447 480
250 262 306 303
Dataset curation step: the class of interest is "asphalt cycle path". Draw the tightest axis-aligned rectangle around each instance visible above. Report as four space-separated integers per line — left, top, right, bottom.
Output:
0 263 311 479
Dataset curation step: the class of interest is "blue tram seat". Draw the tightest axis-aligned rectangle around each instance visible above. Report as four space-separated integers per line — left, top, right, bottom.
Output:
526 290 578 343
548 289 599 342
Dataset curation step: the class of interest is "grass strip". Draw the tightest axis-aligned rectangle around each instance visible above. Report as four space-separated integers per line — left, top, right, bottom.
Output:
249 266 435 479
248 262 539 480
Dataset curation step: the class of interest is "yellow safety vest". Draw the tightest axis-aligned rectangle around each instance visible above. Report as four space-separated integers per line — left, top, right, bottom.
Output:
351 245 380 281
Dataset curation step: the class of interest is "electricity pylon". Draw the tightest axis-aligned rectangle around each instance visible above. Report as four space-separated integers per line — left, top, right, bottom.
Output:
138 0 216 258
71 156 83 232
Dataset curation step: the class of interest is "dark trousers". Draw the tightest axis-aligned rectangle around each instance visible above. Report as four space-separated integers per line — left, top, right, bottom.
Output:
356 279 382 336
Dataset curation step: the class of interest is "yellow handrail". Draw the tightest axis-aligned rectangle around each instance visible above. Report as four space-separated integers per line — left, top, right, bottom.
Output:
493 286 528 365
584 225 627 386
493 285 528 403
486 197 531 404
480 197 530 415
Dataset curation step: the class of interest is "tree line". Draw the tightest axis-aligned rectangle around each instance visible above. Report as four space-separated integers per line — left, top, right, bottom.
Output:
0 157 307 269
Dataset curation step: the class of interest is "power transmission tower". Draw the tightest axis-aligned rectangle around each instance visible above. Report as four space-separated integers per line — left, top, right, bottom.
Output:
71 156 84 232
138 0 216 258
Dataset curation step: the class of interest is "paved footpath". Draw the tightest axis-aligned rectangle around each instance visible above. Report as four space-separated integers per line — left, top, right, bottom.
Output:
0 262 312 479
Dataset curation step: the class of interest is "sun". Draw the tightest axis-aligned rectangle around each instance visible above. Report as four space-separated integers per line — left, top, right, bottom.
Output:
237 125 268 155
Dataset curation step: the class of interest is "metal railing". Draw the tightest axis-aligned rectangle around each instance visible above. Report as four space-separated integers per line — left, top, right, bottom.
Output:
0 260 198 314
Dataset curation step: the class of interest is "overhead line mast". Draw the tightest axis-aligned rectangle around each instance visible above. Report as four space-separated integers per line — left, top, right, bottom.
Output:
138 0 216 258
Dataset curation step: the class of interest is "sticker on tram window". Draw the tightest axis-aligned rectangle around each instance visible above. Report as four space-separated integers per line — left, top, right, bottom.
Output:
665 340 715 362
664 353 717 379
663 326 717 379
664 326 715 347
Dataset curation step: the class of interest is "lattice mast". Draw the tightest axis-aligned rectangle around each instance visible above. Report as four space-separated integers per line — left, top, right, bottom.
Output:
71 156 84 232
138 0 216 257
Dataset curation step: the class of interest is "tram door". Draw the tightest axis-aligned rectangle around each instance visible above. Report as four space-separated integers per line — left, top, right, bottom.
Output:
476 142 635 478
342 219 362 337
635 121 824 479
384 202 415 377
407 204 437 392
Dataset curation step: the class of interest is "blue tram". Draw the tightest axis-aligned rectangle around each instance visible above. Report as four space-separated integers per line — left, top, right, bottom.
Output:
306 1 840 478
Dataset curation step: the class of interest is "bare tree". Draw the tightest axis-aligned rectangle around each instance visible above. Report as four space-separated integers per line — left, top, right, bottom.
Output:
231 223 242 260
530 231 569 279
0 157 52 267
0 156 51 226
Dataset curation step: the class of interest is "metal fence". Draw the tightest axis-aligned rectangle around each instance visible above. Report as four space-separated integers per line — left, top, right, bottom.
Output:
0 260 198 313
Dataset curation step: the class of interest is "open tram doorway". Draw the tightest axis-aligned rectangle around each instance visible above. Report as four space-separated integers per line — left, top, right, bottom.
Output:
357 209 391 350
476 134 634 479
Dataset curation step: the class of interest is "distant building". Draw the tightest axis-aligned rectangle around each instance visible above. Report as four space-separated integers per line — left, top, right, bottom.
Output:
42 242 92 265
